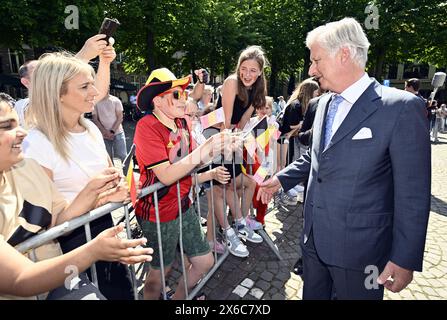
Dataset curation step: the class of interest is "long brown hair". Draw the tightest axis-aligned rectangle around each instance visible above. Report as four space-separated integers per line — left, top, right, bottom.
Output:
287 78 319 115
235 45 268 109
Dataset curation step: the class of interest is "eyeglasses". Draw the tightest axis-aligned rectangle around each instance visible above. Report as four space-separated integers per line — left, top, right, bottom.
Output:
158 89 187 101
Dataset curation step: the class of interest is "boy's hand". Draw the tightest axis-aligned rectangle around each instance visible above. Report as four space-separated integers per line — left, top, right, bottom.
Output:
214 132 240 160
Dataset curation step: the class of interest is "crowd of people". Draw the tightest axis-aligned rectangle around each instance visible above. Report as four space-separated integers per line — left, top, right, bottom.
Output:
404 78 446 142
0 16 434 301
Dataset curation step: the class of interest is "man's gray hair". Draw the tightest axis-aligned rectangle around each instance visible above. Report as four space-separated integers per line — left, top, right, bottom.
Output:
306 17 370 68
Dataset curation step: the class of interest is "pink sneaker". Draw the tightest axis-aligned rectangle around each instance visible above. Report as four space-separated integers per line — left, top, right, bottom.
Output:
246 216 263 231
210 240 226 254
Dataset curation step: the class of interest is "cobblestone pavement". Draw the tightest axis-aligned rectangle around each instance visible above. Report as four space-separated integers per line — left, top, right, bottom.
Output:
198 200 304 301
122 120 447 300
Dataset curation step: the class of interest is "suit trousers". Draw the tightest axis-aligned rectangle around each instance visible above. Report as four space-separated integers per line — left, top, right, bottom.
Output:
301 229 384 300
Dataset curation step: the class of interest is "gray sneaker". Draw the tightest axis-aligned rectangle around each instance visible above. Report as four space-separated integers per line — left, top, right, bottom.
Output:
226 228 249 258
280 193 297 206
237 224 263 243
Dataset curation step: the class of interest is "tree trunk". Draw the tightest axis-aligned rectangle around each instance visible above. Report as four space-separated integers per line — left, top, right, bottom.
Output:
223 53 230 80
209 50 217 86
372 45 385 80
269 59 278 96
288 73 296 96
146 29 156 72
303 48 310 80
190 58 197 82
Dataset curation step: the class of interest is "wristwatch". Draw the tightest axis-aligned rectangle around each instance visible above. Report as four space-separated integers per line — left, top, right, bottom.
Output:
110 130 115 134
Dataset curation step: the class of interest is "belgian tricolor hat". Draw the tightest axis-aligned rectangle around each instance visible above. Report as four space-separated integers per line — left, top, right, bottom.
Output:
136 68 191 112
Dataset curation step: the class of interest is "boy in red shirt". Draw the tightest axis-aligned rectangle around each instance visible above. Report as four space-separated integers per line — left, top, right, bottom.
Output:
134 68 233 300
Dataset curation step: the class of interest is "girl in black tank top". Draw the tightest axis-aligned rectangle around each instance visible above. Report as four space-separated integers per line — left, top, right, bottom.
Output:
217 46 268 181
219 46 267 131
201 46 268 256
215 88 255 126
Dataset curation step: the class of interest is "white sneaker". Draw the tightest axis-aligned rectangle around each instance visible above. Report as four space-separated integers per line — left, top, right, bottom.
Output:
237 224 263 243
226 228 249 258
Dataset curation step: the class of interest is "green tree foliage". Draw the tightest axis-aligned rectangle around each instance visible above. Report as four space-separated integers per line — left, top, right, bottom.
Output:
2 0 445 90
358 0 447 79
1 0 106 54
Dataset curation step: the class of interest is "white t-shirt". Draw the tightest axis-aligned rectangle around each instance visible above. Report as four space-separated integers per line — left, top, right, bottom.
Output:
14 98 29 128
23 120 109 201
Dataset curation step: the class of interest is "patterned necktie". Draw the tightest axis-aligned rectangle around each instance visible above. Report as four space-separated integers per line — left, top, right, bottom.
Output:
323 94 344 149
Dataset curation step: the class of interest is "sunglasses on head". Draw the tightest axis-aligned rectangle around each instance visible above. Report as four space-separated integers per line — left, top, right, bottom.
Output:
158 89 187 101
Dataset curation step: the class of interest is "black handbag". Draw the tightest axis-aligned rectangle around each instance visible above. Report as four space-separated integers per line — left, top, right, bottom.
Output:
58 214 134 300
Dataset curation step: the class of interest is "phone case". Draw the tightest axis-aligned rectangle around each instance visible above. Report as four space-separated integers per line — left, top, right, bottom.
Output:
99 18 120 44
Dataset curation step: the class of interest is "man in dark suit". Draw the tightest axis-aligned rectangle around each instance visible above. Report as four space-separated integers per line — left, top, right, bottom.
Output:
258 17 430 299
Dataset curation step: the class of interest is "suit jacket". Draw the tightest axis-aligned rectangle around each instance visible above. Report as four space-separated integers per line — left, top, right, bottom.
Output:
277 80 431 272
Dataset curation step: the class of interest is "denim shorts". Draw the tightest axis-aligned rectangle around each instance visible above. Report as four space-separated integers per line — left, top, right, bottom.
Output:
137 206 210 269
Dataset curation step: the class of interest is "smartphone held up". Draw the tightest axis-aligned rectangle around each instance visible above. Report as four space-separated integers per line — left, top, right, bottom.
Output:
99 18 120 45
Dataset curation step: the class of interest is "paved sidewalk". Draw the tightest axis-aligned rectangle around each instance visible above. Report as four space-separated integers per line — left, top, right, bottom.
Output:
197 199 304 300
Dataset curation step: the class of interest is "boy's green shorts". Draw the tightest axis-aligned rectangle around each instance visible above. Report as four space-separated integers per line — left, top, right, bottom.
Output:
137 206 210 269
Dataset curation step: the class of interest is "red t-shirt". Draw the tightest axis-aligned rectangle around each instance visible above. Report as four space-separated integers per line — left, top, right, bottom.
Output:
134 114 193 222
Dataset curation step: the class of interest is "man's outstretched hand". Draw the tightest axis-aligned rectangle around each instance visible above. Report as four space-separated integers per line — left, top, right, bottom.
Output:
257 176 282 204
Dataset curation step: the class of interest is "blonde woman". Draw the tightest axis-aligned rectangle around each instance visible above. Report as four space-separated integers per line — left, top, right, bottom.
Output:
24 52 133 300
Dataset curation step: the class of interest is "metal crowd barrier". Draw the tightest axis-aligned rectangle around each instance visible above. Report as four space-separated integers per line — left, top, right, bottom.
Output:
16 135 304 300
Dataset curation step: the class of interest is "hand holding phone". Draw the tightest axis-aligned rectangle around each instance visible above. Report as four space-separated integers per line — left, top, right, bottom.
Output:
99 18 120 45
194 69 210 84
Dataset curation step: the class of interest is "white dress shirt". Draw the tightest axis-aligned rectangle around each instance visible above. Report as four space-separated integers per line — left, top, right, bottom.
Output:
329 73 374 140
